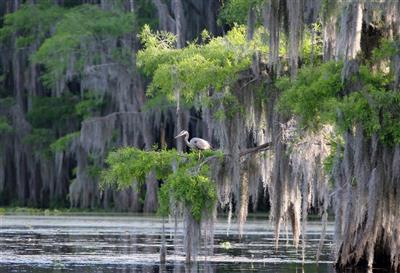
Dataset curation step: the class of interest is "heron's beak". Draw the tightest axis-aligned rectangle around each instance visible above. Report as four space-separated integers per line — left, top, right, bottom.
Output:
175 131 185 138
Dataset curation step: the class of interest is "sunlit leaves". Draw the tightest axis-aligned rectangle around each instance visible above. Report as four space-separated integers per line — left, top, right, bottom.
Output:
340 84 400 144
279 61 343 129
138 24 176 50
102 147 223 221
160 166 217 221
137 25 265 109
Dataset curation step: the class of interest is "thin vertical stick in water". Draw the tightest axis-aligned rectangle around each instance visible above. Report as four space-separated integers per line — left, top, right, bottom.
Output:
160 216 166 263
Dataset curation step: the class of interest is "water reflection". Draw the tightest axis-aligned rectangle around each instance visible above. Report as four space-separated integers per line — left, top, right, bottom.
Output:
0 262 338 273
0 215 367 273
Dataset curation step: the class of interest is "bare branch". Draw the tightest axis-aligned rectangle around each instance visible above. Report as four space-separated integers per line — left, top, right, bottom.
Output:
239 142 272 157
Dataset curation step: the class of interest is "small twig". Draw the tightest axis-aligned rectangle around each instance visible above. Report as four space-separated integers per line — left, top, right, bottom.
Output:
84 63 119 73
240 77 259 90
193 154 220 173
199 154 220 166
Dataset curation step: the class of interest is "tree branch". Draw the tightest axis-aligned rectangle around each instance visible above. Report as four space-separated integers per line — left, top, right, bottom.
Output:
190 142 272 175
239 142 272 157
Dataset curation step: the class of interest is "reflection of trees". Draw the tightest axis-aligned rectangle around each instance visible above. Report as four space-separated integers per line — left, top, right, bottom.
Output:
158 262 216 273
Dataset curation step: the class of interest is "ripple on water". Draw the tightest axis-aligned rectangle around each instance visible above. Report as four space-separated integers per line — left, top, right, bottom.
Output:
0 215 338 273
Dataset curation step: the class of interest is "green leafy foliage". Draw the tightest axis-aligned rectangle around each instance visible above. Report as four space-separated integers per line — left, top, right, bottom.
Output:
136 0 158 29
323 134 344 175
27 95 78 131
137 25 267 109
279 61 400 145
301 23 324 65
158 165 216 221
23 128 55 157
0 0 64 48
339 71 400 144
0 1 135 88
102 147 222 221
31 4 135 87
0 98 15 135
86 152 103 179
371 39 399 61
75 92 104 119
26 94 91 155
213 90 244 119
27 91 104 154
218 0 264 26
370 39 400 78
50 131 79 153
0 117 13 134
278 61 344 129
0 97 15 108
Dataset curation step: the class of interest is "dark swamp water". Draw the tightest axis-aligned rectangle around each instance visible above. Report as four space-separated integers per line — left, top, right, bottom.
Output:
0 215 378 273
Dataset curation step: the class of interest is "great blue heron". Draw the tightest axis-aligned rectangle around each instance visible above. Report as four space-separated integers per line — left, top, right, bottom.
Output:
174 130 212 150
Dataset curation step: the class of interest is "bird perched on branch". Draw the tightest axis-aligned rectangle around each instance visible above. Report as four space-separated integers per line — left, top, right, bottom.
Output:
175 130 212 151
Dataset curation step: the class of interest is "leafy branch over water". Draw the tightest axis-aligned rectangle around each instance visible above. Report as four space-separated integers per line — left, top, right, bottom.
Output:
101 143 271 221
101 148 223 222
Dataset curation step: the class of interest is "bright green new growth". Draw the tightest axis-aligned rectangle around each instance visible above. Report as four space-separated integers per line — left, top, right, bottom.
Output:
137 23 323 115
137 25 267 110
278 61 343 129
102 147 223 221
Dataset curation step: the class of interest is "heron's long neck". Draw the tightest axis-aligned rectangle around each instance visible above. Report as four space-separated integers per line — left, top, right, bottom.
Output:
184 133 190 147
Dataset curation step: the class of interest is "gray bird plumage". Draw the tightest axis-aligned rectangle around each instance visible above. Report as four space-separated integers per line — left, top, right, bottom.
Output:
174 130 212 150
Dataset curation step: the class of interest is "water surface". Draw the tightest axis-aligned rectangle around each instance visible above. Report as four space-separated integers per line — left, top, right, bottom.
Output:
0 215 342 272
